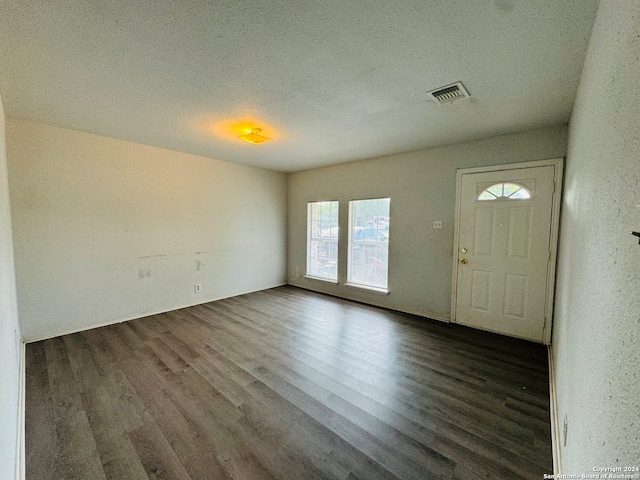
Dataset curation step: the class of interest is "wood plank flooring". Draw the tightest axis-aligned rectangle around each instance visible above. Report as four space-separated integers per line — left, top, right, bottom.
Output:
26 286 553 479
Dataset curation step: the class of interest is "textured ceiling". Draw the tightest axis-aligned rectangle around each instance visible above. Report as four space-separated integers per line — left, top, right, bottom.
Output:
0 0 599 172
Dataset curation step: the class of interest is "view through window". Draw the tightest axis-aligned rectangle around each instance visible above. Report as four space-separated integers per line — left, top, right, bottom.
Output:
348 198 390 290
307 201 339 281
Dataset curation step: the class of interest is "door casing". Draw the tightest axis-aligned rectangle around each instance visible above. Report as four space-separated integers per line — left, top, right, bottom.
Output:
451 158 564 345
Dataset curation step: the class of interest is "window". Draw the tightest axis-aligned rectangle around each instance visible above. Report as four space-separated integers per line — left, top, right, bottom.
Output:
348 198 390 291
478 182 531 201
307 201 339 282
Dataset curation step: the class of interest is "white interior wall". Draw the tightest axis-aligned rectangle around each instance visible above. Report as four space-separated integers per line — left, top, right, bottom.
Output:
0 95 22 479
287 126 567 320
7 118 287 341
553 0 640 473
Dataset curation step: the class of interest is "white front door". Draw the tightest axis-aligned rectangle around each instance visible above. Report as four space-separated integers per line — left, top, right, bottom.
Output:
453 162 561 343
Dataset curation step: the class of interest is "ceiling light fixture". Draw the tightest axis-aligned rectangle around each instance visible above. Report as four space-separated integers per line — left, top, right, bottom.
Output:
239 128 272 145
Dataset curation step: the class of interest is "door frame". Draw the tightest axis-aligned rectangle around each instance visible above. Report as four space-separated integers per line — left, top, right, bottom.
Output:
451 157 564 345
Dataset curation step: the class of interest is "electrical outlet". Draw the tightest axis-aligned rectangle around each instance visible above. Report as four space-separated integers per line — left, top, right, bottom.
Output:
194 283 202 293
433 220 443 229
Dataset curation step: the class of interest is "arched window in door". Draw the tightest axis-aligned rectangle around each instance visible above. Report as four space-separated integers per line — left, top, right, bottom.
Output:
477 182 531 201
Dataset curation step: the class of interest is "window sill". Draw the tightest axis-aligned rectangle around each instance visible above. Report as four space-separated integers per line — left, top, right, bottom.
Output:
345 283 389 295
304 275 339 285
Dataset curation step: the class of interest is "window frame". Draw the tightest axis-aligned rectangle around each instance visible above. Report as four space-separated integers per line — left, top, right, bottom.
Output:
305 200 339 284
346 197 390 294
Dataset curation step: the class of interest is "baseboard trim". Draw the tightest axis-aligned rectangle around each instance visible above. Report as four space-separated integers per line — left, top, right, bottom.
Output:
548 345 561 475
17 340 26 480
23 282 287 343
288 282 450 324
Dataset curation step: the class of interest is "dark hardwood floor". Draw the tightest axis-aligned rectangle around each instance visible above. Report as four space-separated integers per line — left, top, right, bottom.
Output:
26 286 553 479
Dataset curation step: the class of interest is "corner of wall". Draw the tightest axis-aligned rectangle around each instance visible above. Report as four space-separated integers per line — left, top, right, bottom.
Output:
17 340 25 480
547 345 562 475
0 91 24 480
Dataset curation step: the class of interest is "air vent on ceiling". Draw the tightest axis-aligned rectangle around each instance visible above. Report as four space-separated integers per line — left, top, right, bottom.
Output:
427 82 470 105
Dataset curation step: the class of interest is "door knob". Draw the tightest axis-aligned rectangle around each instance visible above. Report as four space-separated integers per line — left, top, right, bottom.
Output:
460 258 467 264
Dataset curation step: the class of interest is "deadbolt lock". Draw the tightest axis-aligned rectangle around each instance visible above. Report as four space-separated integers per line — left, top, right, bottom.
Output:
460 248 467 254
